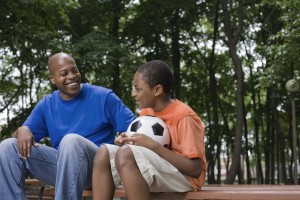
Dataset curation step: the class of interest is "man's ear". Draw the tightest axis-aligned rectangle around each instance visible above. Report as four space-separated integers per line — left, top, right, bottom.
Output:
154 85 163 96
49 75 55 84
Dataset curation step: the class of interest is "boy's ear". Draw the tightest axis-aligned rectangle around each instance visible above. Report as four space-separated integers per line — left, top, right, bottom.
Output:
49 75 55 84
154 85 164 96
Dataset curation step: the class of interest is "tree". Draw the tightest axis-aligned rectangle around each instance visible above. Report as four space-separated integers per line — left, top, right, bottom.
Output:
220 0 245 184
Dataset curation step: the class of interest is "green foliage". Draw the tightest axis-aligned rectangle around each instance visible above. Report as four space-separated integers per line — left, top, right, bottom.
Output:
0 103 36 140
258 0 300 89
1 0 300 184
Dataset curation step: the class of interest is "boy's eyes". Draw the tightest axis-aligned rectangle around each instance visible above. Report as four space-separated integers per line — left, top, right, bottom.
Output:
132 86 141 92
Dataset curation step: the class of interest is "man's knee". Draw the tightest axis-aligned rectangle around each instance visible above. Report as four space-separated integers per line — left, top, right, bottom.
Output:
60 133 82 143
59 134 84 150
58 134 96 161
0 138 18 155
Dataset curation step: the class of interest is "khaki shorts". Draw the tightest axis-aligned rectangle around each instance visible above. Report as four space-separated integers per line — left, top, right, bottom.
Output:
104 144 193 192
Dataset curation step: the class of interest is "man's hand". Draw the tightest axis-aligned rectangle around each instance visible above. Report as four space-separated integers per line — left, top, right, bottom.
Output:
16 126 39 159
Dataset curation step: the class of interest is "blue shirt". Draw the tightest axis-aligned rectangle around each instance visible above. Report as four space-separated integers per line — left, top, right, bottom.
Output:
23 83 136 149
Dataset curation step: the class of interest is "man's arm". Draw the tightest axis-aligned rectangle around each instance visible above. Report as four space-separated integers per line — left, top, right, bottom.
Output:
15 126 39 159
11 131 17 138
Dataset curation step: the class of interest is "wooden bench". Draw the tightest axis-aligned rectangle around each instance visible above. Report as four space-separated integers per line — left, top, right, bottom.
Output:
26 179 300 200
25 179 47 200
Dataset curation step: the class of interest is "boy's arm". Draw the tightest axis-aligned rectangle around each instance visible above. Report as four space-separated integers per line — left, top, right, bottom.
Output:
153 143 203 178
153 115 205 177
122 133 203 178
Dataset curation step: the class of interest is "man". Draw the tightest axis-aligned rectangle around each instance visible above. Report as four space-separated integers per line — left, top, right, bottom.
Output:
0 52 135 200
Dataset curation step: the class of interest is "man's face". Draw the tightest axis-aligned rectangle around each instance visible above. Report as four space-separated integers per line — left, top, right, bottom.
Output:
131 72 156 109
49 55 81 100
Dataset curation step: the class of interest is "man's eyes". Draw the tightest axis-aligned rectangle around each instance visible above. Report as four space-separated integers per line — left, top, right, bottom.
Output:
59 69 79 76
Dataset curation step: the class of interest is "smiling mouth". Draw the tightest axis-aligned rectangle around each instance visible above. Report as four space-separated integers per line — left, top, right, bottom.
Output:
66 81 80 89
66 81 80 87
67 82 77 85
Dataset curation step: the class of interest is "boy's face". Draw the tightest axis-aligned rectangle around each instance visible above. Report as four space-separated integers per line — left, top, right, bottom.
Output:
131 72 156 109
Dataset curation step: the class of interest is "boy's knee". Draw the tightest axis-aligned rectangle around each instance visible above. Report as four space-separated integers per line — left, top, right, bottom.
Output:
93 145 109 168
115 145 135 169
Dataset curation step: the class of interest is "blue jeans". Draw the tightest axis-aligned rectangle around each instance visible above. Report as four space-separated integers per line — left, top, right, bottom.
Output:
0 134 98 200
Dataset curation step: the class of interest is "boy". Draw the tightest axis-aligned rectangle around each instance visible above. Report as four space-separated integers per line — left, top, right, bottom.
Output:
92 60 206 200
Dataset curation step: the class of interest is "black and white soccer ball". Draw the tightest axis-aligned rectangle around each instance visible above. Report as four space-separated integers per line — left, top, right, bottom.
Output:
126 116 170 147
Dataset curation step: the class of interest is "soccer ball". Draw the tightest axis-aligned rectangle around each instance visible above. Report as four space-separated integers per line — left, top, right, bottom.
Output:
126 115 170 147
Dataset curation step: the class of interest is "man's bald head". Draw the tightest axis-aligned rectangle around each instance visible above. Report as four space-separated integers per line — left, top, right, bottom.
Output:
48 52 76 74
47 52 81 100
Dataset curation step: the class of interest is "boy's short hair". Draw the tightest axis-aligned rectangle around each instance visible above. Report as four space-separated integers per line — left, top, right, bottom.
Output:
137 60 173 94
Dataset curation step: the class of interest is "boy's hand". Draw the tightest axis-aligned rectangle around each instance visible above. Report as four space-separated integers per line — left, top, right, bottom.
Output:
114 132 133 146
122 133 160 150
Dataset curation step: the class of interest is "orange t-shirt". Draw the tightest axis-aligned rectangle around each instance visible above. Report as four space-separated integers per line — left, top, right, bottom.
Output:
140 99 206 190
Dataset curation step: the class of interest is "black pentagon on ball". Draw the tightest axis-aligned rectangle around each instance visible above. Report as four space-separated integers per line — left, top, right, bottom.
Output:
152 123 164 136
130 120 142 132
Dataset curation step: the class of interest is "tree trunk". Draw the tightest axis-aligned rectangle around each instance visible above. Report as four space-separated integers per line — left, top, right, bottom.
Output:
243 107 251 184
171 9 181 99
256 91 264 184
207 0 221 184
205 98 215 184
250 66 262 184
270 86 287 184
219 101 234 180
245 46 263 184
265 89 271 184
270 86 276 184
221 0 245 184
111 0 121 95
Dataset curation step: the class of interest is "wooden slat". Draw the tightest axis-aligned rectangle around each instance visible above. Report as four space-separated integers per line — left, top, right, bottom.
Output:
43 185 300 200
25 179 46 186
25 179 48 200
27 179 300 200
185 185 300 200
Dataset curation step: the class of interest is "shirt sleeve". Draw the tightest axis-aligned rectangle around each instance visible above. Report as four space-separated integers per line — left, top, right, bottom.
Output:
177 115 205 159
104 92 136 133
22 98 49 142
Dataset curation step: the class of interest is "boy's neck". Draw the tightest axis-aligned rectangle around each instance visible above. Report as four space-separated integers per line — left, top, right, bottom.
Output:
153 97 173 112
